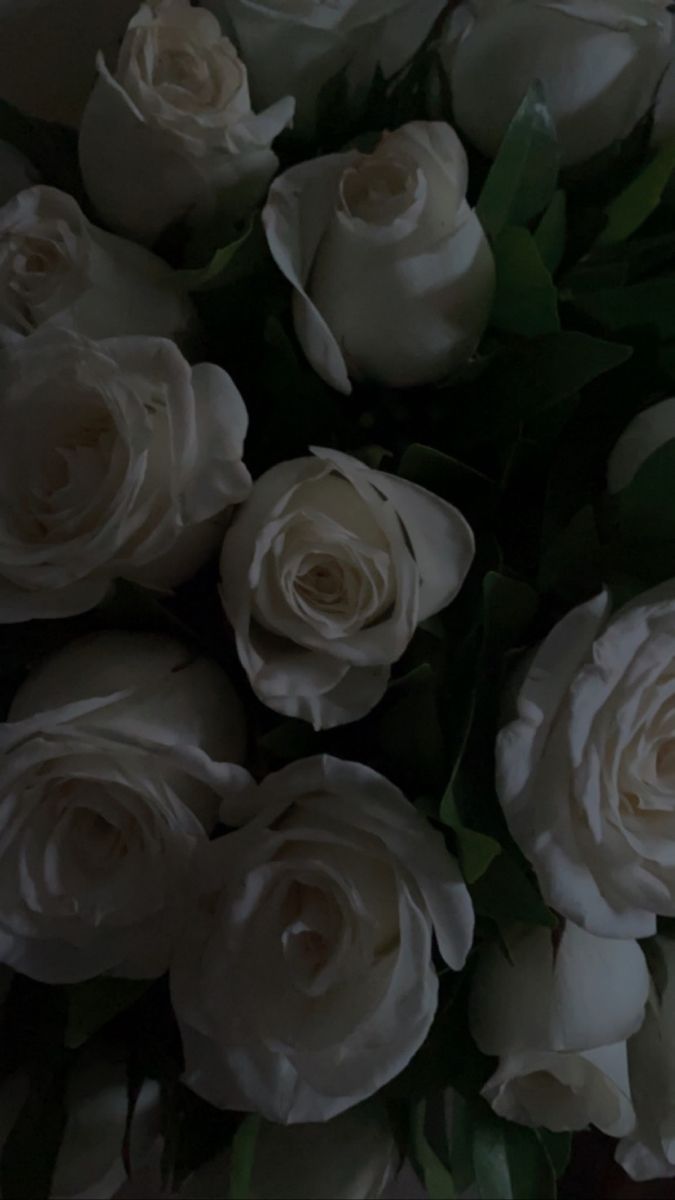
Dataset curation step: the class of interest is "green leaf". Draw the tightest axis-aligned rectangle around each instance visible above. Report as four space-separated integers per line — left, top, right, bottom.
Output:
259 718 318 762
534 190 567 273
471 854 556 929
441 573 537 848
491 227 560 336
602 439 675 582
0 1064 69 1200
473 1111 513 1200
473 1110 556 1200
448 333 632 449
538 1130 572 1180
538 505 603 599
411 1101 456 1200
65 977 151 1050
176 221 253 291
449 1095 477 1193
482 572 539 656
442 791 502 884
229 1115 261 1200
600 137 675 246
160 1086 238 1193
477 82 560 239
611 438 675 542
573 277 675 338
398 444 498 527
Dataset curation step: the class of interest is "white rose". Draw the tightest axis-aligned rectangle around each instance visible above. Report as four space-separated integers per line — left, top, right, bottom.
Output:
205 0 447 137
0 185 193 348
616 938 675 1181
0 631 246 983
220 447 474 729
444 0 672 168
0 328 251 621
0 141 39 208
171 755 474 1123
0 0 138 127
470 921 648 1134
496 580 675 937
79 0 295 244
0 1054 160 1200
607 396 675 493
180 1103 397 1199
263 121 495 394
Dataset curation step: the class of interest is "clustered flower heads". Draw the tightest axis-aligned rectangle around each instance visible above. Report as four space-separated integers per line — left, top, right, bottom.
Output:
2 0 675 1195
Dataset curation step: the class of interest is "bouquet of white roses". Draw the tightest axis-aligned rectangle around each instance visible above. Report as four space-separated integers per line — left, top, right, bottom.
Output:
1 1 675 1197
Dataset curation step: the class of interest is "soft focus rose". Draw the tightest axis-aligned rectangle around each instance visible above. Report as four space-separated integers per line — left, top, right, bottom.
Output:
607 396 675 492
0 0 138 127
444 0 672 168
0 631 246 984
0 328 251 621
205 0 446 137
470 921 648 1134
180 1103 398 1199
79 0 294 244
171 755 474 1123
0 141 39 207
220 447 474 729
0 1054 160 1200
0 185 193 348
616 938 675 1181
496 580 675 937
263 121 495 394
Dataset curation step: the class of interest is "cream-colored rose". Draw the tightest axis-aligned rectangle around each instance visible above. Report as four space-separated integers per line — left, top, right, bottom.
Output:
496 580 675 937
0 632 246 984
220 447 474 729
171 755 474 1123
607 396 675 492
264 121 495 393
79 0 295 243
179 1103 397 1199
470 921 648 1134
0 140 39 207
617 938 675 1181
0 327 251 620
0 185 193 348
445 0 672 167
205 0 446 137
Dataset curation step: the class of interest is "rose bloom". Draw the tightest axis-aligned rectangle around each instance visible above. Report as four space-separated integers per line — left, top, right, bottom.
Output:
79 0 294 243
470 921 648 1134
220 447 474 728
497 579 675 936
0 632 246 983
171 756 474 1123
0 327 251 620
0 185 193 348
205 0 447 137
617 938 675 1182
264 121 495 393
444 0 672 167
